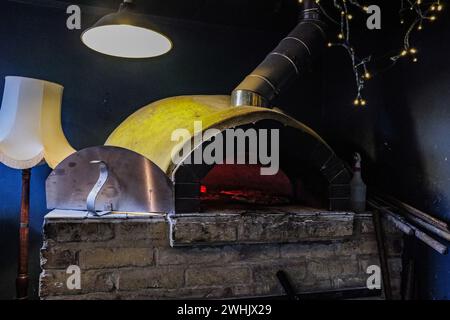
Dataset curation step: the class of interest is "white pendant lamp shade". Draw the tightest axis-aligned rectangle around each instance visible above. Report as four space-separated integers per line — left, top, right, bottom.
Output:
81 1 172 58
0 76 75 169
82 24 172 59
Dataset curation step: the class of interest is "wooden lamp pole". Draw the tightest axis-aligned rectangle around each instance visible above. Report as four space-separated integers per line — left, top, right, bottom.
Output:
16 168 31 299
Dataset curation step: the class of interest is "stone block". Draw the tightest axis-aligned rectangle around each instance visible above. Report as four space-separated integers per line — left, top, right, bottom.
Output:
330 276 367 289
279 214 348 241
114 220 168 243
41 242 79 269
335 239 378 256
79 248 154 269
157 246 239 266
172 216 239 245
185 266 251 287
238 245 280 261
44 221 114 242
172 212 354 246
230 284 276 298
238 213 354 243
42 292 118 300
116 287 235 300
306 258 359 280
359 218 375 234
297 278 333 292
39 269 117 297
238 214 290 243
118 267 184 290
280 242 337 259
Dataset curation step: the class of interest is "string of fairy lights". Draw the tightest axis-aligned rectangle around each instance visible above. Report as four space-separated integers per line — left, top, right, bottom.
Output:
308 0 444 106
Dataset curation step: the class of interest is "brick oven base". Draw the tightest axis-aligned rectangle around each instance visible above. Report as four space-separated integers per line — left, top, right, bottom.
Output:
39 207 404 300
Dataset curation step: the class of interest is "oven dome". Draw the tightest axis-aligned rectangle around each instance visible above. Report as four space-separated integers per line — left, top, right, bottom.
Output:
105 95 329 176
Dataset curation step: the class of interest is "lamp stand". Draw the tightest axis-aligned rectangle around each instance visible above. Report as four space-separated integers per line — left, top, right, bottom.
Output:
16 168 31 300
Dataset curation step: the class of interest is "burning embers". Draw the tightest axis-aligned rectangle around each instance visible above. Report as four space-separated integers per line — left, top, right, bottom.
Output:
171 121 280 176
200 164 292 206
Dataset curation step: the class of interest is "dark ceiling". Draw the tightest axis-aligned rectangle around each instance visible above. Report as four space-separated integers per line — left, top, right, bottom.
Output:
8 0 410 40
12 0 300 31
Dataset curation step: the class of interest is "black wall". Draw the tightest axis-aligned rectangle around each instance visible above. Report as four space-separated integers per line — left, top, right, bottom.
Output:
0 1 449 299
318 9 450 299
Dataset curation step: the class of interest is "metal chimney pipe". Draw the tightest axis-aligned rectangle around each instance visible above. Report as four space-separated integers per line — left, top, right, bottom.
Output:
231 0 326 107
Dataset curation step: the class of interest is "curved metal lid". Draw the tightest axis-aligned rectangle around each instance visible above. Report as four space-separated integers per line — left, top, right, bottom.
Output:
46 146 174 214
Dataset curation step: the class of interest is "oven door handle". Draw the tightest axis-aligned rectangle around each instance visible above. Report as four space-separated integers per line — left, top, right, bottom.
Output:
86 160 111 216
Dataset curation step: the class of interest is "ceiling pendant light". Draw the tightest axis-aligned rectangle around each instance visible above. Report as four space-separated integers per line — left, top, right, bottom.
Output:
81 0 172 58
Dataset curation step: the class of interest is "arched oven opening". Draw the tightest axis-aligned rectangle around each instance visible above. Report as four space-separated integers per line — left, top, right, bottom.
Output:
173 120 350 214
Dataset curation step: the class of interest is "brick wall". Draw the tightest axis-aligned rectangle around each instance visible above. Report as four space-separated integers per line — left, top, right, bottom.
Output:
39 211 403 300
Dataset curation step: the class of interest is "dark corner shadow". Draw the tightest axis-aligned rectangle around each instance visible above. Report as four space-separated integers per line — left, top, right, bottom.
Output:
374 60 450 299
0 218 43 300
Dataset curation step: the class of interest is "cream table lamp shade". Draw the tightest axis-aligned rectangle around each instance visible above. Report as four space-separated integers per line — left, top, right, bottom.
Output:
0 76 75 169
